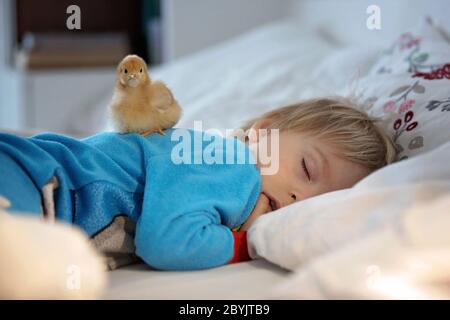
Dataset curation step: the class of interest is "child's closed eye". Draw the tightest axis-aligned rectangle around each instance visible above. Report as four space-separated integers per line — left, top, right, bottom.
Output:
302 158 311 181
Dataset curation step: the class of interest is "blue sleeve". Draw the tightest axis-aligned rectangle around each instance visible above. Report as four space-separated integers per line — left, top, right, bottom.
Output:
134 153 261 270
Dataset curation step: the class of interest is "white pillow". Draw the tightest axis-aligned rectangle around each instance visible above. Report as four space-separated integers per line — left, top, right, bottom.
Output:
310 46 383 94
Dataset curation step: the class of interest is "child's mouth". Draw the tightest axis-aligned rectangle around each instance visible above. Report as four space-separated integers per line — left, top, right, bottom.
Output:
263 192 279 211
269 199 276 211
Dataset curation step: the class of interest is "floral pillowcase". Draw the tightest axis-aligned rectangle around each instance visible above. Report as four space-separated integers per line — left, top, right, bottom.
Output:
349 17 450 161
369 17 450 78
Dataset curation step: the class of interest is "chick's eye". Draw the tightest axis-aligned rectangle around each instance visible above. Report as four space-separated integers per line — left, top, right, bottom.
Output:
124 69 128 74
302 158 311 181
140 68 143 73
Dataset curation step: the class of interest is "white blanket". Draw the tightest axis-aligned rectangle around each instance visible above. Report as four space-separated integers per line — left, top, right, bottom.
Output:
0 205 106 299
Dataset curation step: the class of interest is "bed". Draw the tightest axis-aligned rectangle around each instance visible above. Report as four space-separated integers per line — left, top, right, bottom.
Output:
103 260 288 300
97 7 450 299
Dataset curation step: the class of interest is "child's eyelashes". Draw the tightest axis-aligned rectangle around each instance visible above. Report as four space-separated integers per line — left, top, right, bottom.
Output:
302 158 311 181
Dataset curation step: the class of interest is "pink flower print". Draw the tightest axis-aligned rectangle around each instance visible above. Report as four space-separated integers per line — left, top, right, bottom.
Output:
399 33 412 42
405 38 420 49
398 33 412 51
383 100 396 113
399 35 421 51
398 99 415 113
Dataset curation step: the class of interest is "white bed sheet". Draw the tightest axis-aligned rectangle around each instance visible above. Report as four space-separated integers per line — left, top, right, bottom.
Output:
103 260 288 300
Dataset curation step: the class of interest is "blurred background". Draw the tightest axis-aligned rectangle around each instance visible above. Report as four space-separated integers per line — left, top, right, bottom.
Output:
0 0 287 135
0 0 448 136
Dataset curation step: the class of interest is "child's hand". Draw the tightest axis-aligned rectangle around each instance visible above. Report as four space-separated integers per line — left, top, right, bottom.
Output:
240 193 272 231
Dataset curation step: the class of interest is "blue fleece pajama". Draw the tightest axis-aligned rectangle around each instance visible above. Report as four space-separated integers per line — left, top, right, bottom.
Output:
0 129 261 270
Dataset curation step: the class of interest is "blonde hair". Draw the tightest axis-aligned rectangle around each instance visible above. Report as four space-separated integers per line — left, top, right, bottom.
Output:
241 97 396 170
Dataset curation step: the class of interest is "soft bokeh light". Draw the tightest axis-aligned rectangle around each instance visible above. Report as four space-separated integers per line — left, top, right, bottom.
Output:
370 276 429 299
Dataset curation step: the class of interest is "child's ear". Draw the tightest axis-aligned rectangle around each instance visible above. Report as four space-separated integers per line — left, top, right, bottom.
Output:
247 119 272 143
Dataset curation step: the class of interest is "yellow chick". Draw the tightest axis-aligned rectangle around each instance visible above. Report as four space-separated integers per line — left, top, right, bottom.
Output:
109 55 181 136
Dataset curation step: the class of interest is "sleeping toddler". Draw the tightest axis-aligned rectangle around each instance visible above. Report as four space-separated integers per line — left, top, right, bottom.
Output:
0 97 395 270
